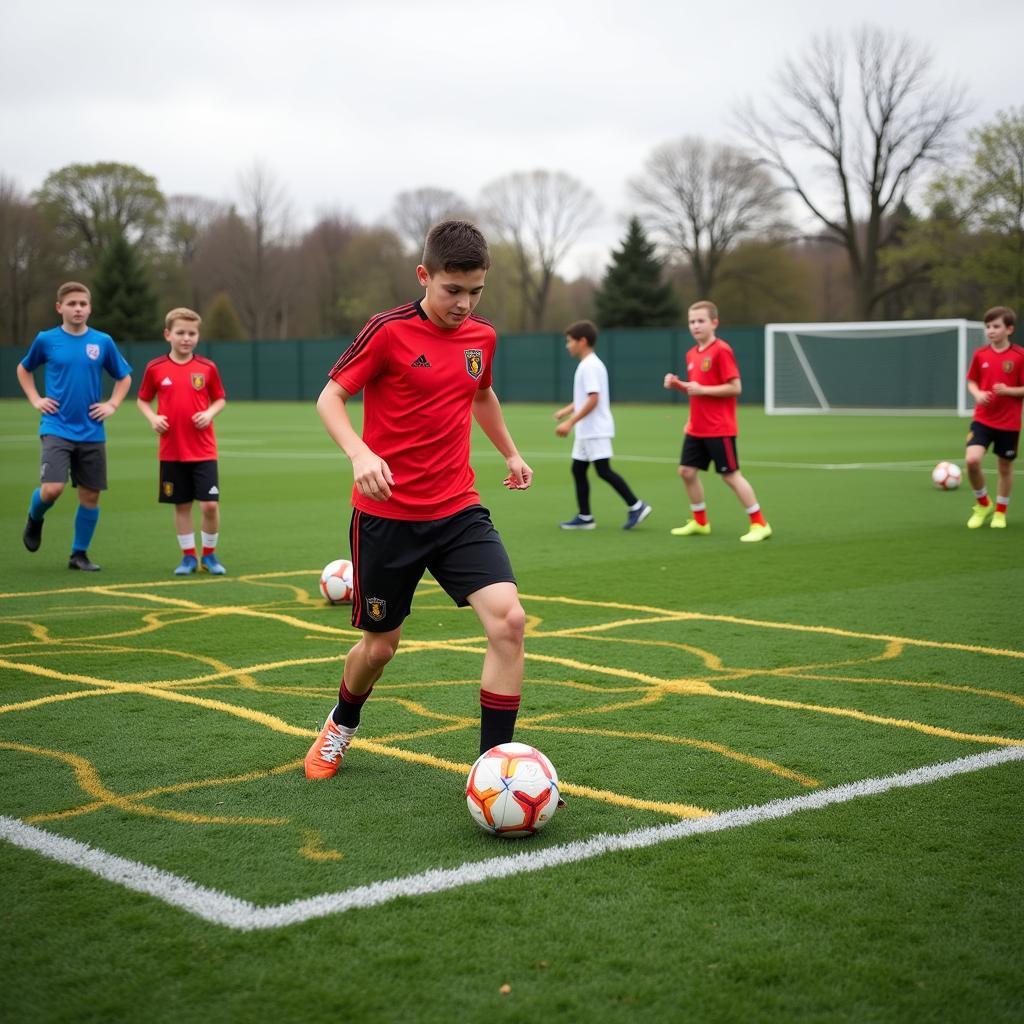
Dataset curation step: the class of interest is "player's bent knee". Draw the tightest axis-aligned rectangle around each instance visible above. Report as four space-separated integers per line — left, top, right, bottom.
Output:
362 633 400 669
40 483 65 503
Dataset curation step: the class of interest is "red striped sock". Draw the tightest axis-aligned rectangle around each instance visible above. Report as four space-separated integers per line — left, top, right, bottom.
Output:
480 689 521 754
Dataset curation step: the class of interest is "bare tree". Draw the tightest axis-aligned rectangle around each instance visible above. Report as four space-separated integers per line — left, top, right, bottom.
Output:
737 25 969 318
0 176 54 345
234 162 292 338
161 194 226 310
479 170 601 330
392 187 473 251
629 136 787 297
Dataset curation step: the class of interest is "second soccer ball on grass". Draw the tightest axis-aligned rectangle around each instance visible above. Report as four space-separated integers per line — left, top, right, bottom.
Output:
319 558 354 604
931 461 962 491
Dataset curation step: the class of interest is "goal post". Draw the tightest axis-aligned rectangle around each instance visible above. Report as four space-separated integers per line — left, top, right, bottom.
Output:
764 320 985 416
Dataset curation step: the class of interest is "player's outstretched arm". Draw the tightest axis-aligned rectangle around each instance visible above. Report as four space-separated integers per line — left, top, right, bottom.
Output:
473 388 532 490
317 379 395 500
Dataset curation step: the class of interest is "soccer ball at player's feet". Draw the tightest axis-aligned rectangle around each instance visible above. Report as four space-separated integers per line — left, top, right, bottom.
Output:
319 558 354 604
931 461 962 491
466 742 560 837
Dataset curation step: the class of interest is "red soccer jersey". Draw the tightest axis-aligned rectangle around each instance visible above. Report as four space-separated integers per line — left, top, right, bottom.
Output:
329 301 496 521
967 343 1024 431
682 338 740 437
137 354 225 461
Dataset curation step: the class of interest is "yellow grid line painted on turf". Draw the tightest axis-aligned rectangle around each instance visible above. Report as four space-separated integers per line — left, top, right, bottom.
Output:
2 573 1023 864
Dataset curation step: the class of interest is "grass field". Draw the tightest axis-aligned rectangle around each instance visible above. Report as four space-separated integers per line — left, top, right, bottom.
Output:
1 398 1022 1023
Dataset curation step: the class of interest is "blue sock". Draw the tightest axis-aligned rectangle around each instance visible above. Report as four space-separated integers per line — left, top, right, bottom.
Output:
72 505 100 554
29 488 55 522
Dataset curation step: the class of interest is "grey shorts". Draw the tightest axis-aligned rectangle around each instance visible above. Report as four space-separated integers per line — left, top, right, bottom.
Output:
40 435 108 491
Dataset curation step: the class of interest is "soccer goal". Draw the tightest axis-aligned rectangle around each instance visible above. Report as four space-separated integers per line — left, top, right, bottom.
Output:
764 320 985 416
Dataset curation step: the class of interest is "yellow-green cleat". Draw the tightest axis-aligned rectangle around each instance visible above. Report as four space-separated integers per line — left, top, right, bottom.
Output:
967 503 995 529
740 523 773 543
990 511 1007 529
670 519 711 537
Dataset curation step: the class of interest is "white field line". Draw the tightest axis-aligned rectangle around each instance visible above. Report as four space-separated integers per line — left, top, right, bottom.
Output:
216 448 1024 475
2 746 1021 932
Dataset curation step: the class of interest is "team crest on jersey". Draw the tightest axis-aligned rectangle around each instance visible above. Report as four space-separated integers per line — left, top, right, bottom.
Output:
365 596 387 621
1004 360 1015 374
191 373 206 390
86 344 100 360
464 349 484 379
162 481 174 498
701 356 712 372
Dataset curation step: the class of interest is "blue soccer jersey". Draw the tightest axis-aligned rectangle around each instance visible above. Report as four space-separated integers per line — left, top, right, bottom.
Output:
20 326 132 442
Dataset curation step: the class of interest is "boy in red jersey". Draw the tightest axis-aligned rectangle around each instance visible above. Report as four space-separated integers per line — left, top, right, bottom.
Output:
136 308 228 574
305 220 533 779
663 300 772 543
964 306 1024 529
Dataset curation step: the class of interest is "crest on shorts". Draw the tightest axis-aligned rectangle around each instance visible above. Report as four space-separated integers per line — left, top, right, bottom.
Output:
1003 360 1015 374
365 596 387 621
86 344 100 360
162 481 174 498
191 373 206 390
701 356 712 372
464 349 483 379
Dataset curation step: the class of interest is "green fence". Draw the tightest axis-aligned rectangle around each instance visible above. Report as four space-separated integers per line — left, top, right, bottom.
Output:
1 327 767 404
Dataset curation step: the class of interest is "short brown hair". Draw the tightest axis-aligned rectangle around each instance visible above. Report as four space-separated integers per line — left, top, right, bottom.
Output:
165 307 202 330
422 220 491 274
57 281 90 302
984 306 1016 328
565 320 598 346
688 300 719 320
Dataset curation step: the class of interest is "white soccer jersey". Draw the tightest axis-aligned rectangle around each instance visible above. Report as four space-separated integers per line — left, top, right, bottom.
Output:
573 352 615 440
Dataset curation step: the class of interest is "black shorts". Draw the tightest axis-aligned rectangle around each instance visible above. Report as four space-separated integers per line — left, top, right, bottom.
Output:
40 435 107 490
967 421 1019 461
348 505 516 632
681 435 740 474
158 460 220 503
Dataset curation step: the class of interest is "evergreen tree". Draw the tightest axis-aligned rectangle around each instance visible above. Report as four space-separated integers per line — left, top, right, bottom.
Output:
203 291 246 340
91 234 159 340
594 217 680 327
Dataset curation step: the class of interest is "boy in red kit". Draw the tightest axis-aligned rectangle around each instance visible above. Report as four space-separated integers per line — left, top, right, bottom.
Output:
663 300 772 543
305 220 533 780
136 308 228 574
965 306 1024 529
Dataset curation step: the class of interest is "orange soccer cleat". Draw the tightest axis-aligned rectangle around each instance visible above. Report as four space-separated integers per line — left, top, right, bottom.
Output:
304 718 358 780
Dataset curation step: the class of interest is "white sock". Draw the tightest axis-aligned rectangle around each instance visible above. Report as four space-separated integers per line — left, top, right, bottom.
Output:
201 531 219 550
996 496 1009 507
690 502 706 513
973 488 988 500
745 503 761 515
177 533 196 552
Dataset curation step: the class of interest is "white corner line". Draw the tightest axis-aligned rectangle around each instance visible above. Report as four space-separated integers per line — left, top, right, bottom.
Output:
3 746 1022 932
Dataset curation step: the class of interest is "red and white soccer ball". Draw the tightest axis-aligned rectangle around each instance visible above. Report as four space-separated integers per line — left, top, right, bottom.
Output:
466 742 560 837
931 461 962 491
319 558 354 604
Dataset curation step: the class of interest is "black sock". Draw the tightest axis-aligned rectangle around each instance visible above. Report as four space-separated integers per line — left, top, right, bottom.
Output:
331 678 372 728
479 690 521 754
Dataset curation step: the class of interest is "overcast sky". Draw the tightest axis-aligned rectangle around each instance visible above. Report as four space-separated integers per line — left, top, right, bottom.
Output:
3 0 1023 277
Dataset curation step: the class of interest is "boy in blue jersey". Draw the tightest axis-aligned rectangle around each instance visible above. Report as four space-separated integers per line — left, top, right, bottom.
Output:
16 282 133 571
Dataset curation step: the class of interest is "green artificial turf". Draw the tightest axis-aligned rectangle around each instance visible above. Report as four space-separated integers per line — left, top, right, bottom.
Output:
1 399 1021 1023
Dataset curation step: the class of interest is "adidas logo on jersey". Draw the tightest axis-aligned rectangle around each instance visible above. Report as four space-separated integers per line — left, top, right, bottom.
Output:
161 377 173 386
410 354 431 368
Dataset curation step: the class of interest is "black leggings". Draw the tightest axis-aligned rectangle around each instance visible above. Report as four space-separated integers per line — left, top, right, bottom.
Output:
572 459 638 516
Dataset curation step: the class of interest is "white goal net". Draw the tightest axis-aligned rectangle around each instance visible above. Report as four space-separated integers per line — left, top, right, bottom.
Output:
764 320 985 416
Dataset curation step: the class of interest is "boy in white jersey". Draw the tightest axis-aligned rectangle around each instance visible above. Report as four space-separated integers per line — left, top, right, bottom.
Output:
554 319 651 530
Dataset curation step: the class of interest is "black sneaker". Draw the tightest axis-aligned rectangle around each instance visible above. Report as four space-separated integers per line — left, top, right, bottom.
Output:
68 551 100 572
23 515 43 552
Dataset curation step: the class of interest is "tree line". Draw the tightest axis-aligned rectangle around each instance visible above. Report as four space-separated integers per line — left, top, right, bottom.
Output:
1 25 1021 346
